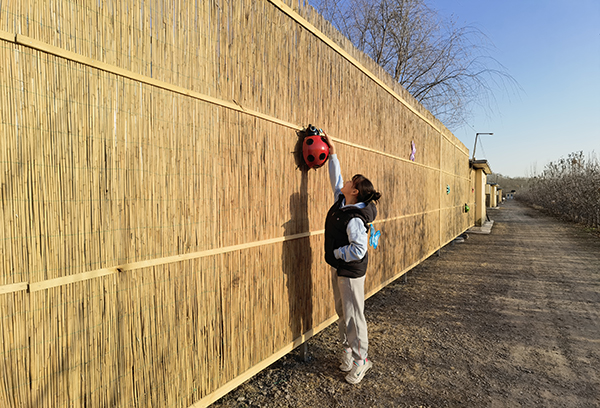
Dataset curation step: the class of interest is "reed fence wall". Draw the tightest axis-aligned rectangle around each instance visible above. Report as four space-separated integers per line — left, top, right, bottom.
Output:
0 0 475 406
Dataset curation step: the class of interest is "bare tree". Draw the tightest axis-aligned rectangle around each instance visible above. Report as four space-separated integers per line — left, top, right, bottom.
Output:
312 0 517 130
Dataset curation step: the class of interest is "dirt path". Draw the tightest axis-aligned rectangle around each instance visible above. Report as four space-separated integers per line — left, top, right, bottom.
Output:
212 200 600 407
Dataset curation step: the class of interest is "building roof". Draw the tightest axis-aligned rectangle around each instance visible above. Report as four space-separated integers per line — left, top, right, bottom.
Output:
470 159 492 174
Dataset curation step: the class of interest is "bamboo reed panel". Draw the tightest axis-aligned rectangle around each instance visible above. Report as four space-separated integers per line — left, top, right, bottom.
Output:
0 30 469 181
1 0 476 407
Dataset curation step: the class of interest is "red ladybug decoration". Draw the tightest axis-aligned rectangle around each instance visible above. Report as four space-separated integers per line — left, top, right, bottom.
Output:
303 135 330 169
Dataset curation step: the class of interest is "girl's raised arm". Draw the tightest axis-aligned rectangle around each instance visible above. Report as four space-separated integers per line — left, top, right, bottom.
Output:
322 133 335 155
323 133 343 200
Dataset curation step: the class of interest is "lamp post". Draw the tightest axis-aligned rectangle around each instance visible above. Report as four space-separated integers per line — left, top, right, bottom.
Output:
472 132 493 160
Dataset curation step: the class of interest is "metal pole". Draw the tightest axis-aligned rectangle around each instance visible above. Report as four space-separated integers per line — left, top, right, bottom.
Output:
472 133 493 161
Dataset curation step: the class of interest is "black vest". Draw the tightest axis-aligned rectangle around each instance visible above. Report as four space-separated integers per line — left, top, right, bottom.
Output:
324 195 377 278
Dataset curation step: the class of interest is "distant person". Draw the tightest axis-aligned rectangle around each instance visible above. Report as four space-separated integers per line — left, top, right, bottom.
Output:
322 133 381 385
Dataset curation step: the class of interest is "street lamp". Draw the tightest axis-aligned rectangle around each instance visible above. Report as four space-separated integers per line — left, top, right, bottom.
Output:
472 132 493 160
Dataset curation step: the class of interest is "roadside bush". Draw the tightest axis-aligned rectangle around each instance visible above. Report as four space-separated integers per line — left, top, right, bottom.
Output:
518 152 600 228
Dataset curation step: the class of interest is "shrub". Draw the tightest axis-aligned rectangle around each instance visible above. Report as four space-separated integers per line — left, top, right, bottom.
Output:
518 152 600 228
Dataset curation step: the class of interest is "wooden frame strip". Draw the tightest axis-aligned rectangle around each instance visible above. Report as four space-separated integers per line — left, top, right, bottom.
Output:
26 231 317 293
0 30 15 42
13 34 301 131
0 282 29 295
2 32 468 176
2 202 471 295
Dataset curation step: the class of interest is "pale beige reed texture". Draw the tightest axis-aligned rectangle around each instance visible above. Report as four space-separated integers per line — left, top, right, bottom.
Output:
0 0 474 407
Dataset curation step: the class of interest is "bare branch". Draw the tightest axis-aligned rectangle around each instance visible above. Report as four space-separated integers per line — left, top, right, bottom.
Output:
311 0 520 130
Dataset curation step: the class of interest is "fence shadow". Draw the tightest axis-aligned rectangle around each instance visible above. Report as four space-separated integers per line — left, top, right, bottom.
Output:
282 169 313 339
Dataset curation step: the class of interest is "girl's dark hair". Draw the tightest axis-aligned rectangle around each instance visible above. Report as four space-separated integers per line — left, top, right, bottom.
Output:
352 174 382 204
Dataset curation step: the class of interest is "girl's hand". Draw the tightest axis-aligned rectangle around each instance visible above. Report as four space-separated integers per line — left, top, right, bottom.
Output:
322 132 335 155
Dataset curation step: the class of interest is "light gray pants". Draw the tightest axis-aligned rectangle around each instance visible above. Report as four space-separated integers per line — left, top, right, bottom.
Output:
331 269 368 362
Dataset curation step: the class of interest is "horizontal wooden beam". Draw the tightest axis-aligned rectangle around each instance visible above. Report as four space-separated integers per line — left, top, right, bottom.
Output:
1 202 473 295
0 31 469 176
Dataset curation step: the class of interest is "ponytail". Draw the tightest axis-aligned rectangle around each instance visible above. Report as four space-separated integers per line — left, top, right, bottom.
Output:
352 174 382 204
365 191 382 204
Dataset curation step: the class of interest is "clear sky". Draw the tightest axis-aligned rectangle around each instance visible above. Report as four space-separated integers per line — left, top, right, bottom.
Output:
309 0 600 177
427 0 600 177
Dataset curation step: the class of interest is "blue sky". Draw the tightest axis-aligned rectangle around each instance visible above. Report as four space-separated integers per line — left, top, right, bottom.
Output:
428 0 600 177
309 0 600 177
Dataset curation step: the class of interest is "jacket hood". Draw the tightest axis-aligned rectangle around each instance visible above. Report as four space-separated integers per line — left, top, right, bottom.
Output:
362 202 377 223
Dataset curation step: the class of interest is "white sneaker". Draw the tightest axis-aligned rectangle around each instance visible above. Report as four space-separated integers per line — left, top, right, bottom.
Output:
345 359 373 384
339 349 353 372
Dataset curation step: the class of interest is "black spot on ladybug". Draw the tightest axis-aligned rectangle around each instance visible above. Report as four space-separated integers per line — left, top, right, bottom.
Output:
319 153 326 160
306 138 314 145
307 155 315 162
